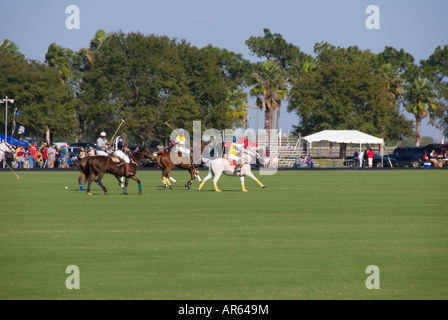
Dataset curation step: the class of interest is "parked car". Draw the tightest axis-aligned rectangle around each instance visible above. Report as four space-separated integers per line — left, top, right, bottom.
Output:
385 146 426 167
344 154 398 167
68 142 97 152
423 143 448 167
423 143 448 158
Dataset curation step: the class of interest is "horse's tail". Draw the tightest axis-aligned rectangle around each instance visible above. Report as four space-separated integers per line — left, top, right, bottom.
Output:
83 157 92 183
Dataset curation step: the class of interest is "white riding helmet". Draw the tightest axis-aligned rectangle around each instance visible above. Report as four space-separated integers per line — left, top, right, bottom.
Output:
100 132 106 137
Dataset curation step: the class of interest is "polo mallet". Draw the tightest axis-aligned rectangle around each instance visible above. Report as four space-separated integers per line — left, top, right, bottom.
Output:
2 159 21 180
110 119 126 143
164 121 179 135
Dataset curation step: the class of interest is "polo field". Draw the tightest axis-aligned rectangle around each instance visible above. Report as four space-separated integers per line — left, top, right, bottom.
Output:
0 168 447 299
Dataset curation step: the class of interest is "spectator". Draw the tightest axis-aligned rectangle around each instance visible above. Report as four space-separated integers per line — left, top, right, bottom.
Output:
78 146 87 158
293 155 305 168
429 149 438 167
28 144 38 169
353 148 360 167
306 155 315 168
88 146 96 156
48 144 56 168
15 146 26 168
67 155 74 168
41 143 49 168
59 145 68 168
367 147 375 168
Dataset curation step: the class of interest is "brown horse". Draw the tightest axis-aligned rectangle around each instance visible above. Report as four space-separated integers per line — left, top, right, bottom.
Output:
152 140 208 189
77 155 124 191
82 147 153 195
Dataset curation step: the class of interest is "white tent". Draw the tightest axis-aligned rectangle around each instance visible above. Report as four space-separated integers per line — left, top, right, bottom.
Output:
303 130 384 145
302 130 385 166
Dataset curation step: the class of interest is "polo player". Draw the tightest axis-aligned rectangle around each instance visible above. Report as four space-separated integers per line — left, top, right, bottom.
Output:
227 136 244 172
172 129 190 157
112 135 133 176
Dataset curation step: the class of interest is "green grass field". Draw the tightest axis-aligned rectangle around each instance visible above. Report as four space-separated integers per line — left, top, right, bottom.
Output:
0 168 447 300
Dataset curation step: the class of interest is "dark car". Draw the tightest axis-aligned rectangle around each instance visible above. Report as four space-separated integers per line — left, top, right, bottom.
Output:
344 154 398 167
423 143 448 158
423 143 448 167
386 146 426 167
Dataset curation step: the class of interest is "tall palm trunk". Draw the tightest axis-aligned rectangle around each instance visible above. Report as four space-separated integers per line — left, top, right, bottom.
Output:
415 116 423 147
276 102 281 130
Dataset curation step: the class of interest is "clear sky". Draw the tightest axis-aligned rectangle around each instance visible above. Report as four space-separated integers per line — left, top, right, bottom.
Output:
1 0 447 140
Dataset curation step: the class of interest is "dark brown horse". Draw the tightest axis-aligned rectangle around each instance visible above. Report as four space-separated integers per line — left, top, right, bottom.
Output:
151 140 208 189
77 155 124 191
82 147 153 195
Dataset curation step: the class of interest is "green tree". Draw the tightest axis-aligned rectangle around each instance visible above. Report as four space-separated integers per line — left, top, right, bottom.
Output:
421 45 448 140
80 32 236 144
0 55 76 143
249 60 288 140
404 78 440 146
0 39 22 57
246 29 302 139
287 61 412 142
246 28 306 70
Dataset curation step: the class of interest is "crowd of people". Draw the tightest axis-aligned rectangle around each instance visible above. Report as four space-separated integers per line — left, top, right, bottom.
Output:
0 131 139 172
0 142 79 169
293 155 315 168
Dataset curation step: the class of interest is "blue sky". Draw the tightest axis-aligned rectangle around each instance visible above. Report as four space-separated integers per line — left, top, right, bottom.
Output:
1 0 447 139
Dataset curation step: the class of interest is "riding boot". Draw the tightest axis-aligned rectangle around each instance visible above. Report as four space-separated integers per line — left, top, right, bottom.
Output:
125 163 133 176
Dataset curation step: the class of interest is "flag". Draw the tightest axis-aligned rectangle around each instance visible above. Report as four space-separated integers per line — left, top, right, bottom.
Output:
14 109 20 117
12 120 17 135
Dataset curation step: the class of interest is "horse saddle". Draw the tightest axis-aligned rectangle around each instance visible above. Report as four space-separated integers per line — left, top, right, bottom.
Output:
110 156 122 163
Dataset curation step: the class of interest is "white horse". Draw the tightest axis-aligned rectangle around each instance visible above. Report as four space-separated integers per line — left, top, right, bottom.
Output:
197 148 266 192
0 141 16 161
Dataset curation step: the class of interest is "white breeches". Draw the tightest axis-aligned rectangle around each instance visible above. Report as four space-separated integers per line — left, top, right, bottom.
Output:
228 154 240 163
175 146 190 156
113 150 130 163
96 150 109 156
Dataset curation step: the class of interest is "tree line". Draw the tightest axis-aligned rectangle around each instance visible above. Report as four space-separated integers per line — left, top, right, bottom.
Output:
0 29 447 146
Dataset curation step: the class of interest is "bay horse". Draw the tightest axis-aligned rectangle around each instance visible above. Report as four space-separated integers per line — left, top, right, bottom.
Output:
151 140 208 189
82 147 153 195
77 155 124 191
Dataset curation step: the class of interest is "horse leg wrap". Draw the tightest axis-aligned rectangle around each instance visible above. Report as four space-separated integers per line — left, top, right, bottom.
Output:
79 184 84 191
256 180 265 187
214 184 221 192
242 185 247 192
197 180 205 191
138 184 142 192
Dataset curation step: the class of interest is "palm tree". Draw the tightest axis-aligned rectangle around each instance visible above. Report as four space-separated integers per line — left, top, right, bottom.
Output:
79 29 111 66
404 78 439 146
249 60 288 142
227 88 251 127
0 39 21 57
45 43 75 85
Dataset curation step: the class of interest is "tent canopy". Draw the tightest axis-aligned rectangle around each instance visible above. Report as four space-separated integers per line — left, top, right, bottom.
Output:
0 133 31 146
302 130 384 145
